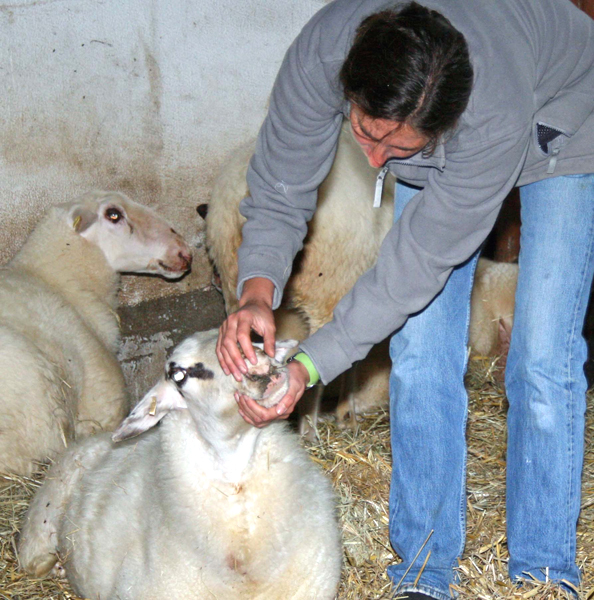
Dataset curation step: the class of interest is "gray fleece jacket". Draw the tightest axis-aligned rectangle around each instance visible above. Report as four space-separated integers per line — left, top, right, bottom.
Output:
237 0 594 385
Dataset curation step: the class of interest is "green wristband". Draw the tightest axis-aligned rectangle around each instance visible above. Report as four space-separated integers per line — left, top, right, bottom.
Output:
290 352 320 388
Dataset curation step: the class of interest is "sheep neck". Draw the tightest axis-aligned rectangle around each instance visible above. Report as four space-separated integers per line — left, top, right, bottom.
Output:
162 412 263 486
10 210 120 349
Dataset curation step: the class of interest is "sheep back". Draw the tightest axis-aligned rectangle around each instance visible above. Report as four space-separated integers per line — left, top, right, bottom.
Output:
206 120 395 332
0 206 126 479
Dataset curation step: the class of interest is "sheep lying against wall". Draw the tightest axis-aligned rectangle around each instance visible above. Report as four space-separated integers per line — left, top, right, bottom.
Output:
207 120 394 323
19 329 342 600
0 191 192 480
206 120 395 435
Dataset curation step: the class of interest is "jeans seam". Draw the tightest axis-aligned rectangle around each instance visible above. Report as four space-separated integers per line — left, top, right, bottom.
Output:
398 582 452 600
453 252 480 564
564 187 594 569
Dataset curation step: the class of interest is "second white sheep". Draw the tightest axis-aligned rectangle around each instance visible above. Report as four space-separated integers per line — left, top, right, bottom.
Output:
19 329 342 600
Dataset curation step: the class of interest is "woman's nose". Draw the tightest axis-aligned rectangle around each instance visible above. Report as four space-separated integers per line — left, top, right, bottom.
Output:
365 146 386 168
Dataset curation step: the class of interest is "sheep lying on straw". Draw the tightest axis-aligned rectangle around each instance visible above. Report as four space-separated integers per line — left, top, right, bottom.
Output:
0 190 192 480
18 329 342 600
322 257 519 424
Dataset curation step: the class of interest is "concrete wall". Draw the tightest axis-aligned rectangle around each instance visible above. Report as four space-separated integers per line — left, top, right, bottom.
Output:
0 0 325 303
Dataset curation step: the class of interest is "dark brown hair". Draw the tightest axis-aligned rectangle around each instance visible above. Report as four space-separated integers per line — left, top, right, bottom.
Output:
340 2 474 153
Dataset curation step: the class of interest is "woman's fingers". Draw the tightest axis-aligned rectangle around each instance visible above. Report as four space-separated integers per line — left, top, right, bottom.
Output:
236 393 281 427
236 317 257 366
216 300 277 375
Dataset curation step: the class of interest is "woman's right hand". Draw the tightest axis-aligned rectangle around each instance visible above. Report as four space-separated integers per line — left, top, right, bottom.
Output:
216 277 277 381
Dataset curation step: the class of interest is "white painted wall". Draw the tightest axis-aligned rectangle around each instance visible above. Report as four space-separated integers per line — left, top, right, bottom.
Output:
0 0 325 300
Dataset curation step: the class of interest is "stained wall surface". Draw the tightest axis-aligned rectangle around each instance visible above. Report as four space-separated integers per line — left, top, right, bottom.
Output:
0 0 325 302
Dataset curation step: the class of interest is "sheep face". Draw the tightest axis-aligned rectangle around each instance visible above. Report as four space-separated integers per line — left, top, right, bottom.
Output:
70 191 192 278
112 330 297 443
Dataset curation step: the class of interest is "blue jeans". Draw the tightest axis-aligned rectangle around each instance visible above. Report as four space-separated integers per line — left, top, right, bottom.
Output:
387 174 594 599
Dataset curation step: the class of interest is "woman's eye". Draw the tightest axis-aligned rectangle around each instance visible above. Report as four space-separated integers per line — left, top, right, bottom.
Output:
105 207 123 222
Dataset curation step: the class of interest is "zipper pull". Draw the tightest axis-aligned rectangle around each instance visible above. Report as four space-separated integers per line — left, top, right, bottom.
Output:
374 166 389 208
547 148 560 174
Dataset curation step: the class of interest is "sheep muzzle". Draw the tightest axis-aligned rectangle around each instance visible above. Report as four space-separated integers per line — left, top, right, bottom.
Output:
240 364 289 408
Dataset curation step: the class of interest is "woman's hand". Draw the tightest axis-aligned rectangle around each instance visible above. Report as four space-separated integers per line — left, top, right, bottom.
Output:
235 359 310 427
216 278 276 381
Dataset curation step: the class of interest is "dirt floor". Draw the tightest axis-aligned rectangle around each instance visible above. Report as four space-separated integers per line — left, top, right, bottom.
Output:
1 289 594 599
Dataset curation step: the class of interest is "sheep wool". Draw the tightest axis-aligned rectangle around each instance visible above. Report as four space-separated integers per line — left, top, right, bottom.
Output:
206 119 395 437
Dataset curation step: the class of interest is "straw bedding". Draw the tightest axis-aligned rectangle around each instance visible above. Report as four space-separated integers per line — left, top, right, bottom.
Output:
1 356 593 599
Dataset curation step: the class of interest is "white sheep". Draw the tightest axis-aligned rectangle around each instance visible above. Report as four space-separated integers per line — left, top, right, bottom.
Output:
18 329 343 600
469 257 518 374
0 190 192 480
206 120 395 436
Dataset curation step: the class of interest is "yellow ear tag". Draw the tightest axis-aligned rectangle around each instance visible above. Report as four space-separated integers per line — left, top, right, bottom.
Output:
148 396 158 416
73 215 82 231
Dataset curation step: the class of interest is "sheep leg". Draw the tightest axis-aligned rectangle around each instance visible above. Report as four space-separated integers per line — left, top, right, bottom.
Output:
492 316 513 388
76 348 129 436
335 366 360 430
298 385 325 442
18 480 68 576
18 438 107 577
343 363 359 431
496 316 512 366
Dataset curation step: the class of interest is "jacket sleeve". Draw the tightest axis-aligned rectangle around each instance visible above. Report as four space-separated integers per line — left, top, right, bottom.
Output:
301 124 532 384
237 30 345 309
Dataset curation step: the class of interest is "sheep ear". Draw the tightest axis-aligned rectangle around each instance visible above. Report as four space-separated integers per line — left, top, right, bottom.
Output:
275 340 300 364
70 206 98 233
112 380 187 442
252 340 299 364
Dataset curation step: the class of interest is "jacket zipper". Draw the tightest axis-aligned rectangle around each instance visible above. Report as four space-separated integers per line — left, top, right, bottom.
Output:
373 166 389 208
373 157 443 208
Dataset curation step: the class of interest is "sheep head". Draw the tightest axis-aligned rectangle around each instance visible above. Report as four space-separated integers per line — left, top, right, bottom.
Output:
112 330 298 443
68 191 192 279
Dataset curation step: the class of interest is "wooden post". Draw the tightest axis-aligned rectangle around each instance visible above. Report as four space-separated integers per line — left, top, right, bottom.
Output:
570 0 594 19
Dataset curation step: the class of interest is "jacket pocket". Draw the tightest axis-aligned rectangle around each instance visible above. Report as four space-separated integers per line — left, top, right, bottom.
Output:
534 122 571 174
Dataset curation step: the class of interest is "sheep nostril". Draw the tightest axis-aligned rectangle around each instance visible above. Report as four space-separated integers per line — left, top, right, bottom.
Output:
196 203 209 220
178 251 192 270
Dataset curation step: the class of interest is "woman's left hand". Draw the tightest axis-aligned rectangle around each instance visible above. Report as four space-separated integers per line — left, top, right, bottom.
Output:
235 360 310 427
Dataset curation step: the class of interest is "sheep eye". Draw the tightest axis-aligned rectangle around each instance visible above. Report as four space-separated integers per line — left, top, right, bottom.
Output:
168 366 187 386
105 207 123 223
